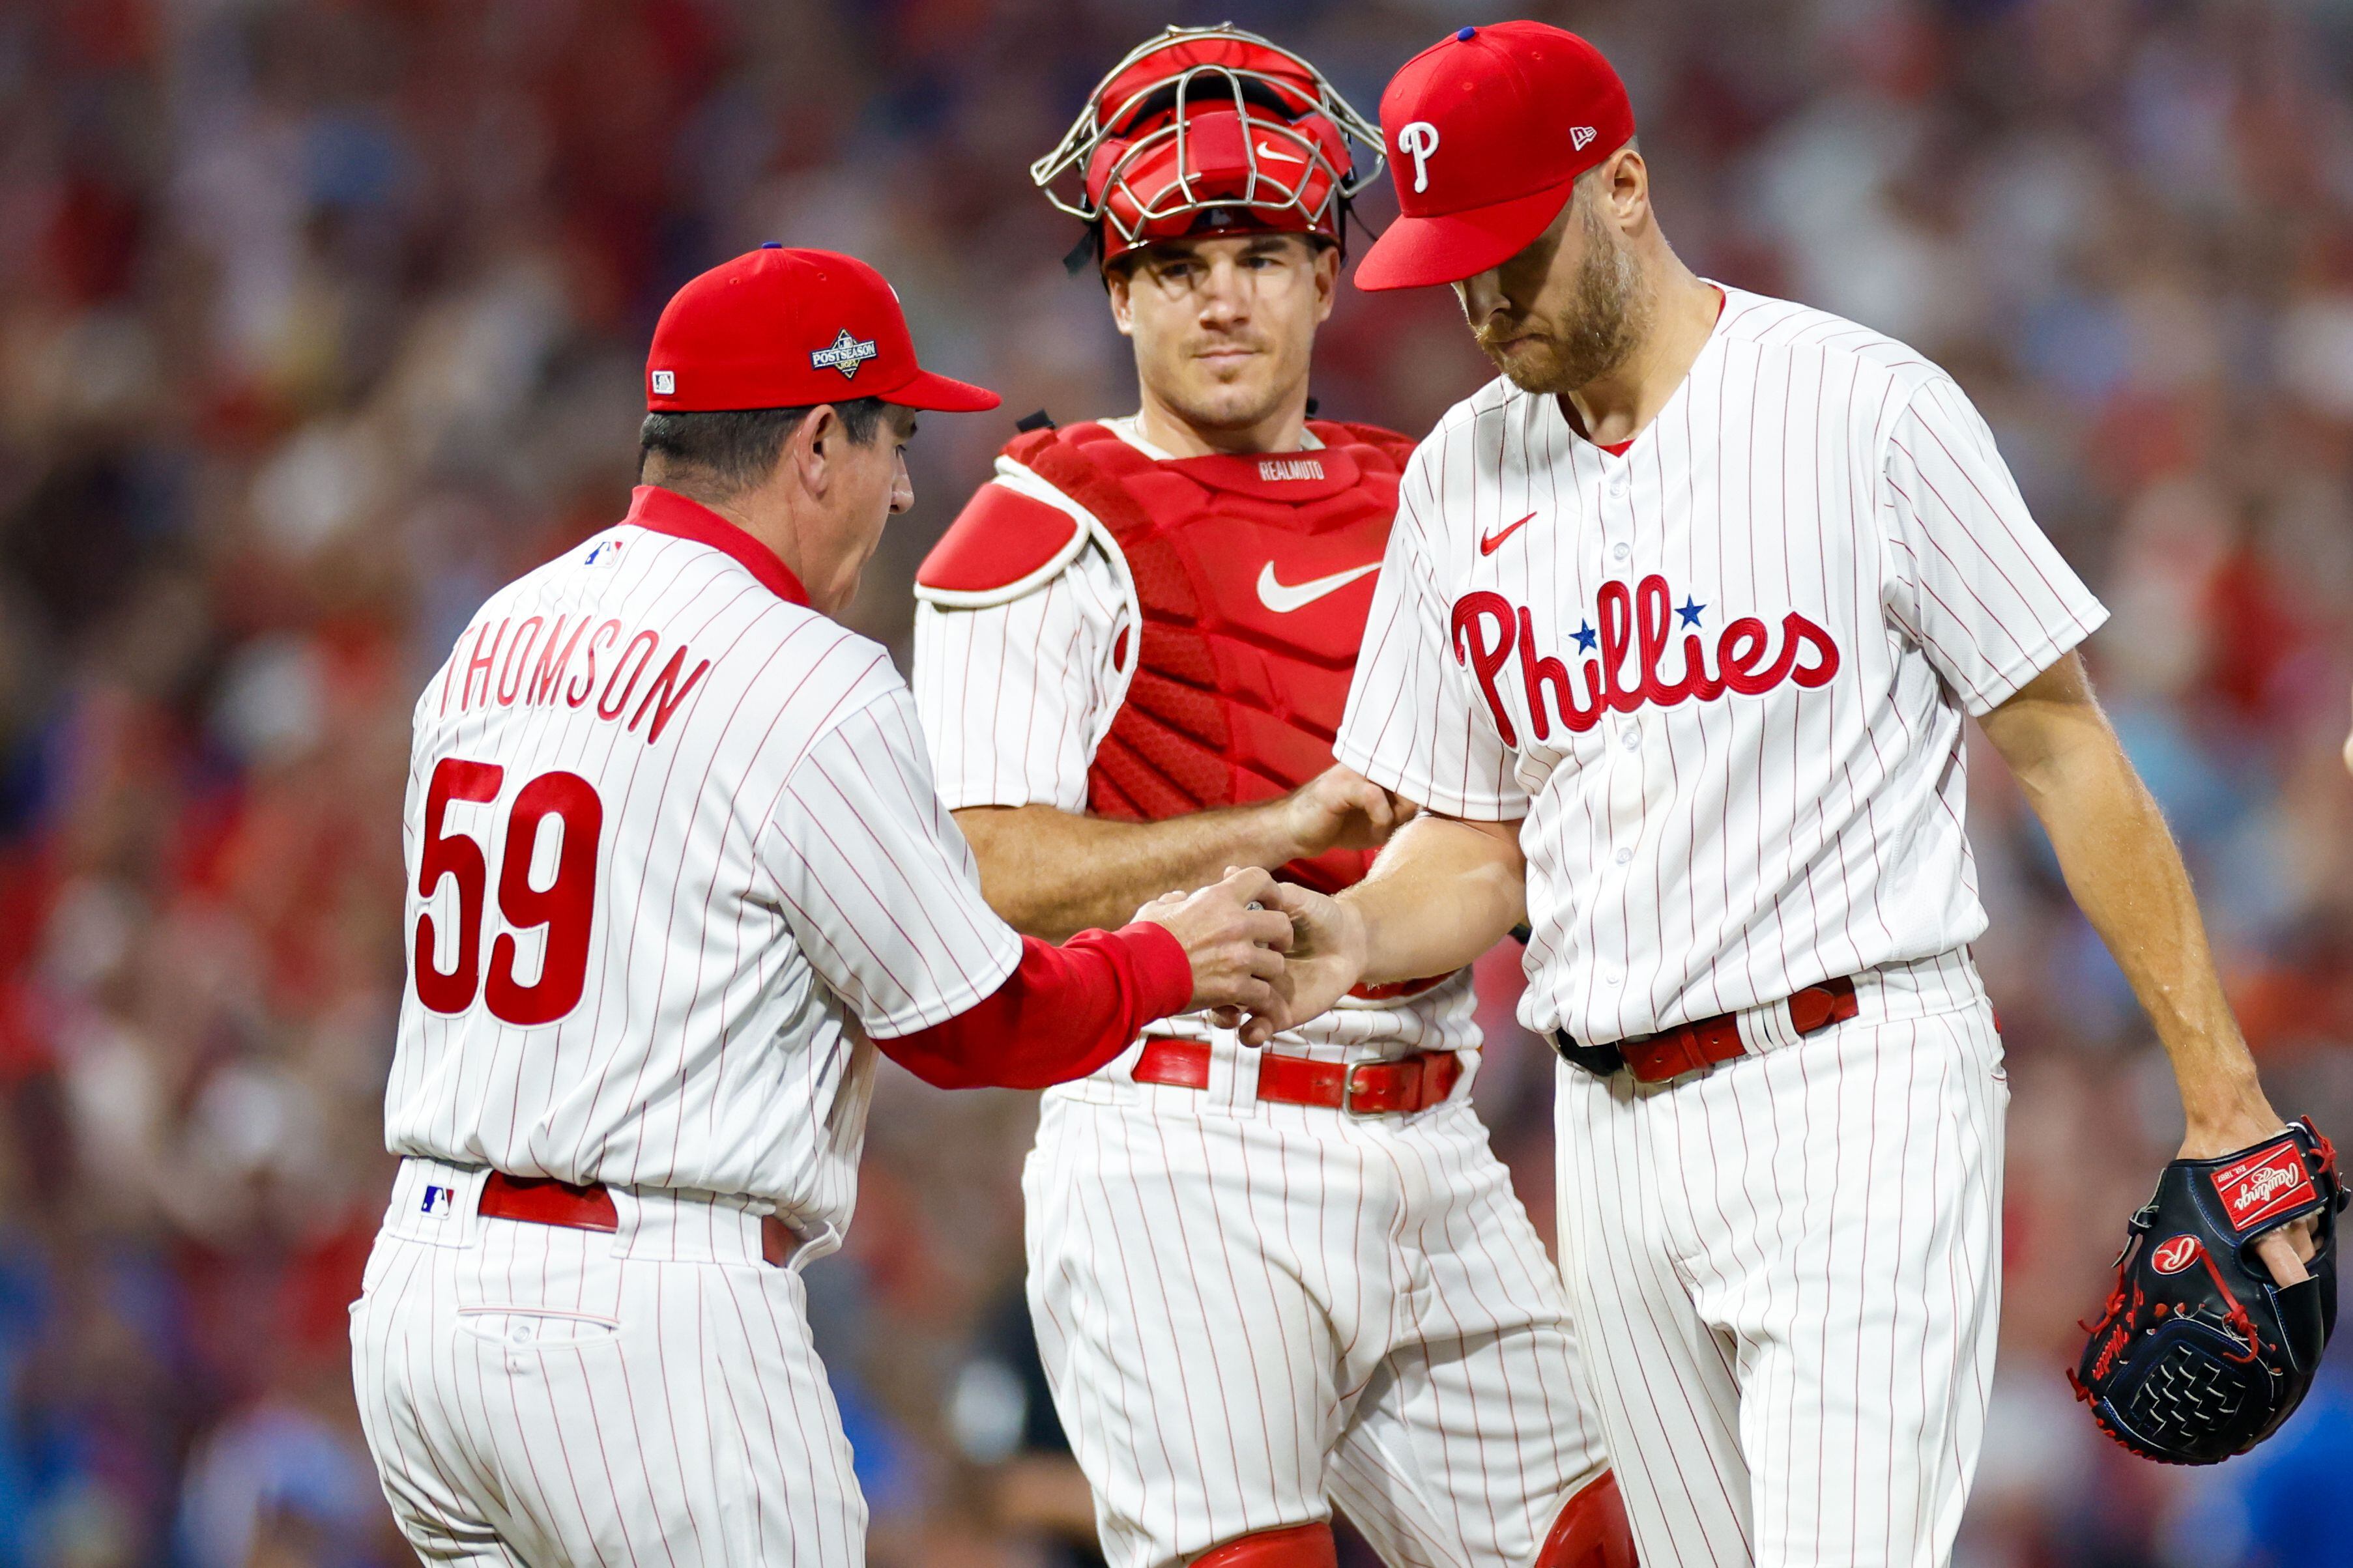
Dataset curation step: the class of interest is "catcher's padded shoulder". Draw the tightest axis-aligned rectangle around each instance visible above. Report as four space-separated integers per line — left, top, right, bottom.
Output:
915 466 1095 610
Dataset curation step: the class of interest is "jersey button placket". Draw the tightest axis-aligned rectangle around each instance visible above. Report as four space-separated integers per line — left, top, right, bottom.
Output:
1595 452 1645 923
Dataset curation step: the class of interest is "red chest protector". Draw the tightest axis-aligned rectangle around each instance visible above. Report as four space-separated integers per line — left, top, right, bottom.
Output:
919 418 1414 896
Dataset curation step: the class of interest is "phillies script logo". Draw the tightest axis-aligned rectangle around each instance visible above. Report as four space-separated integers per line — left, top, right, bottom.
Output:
2150 1235 2202 1275
1451 575 1841 745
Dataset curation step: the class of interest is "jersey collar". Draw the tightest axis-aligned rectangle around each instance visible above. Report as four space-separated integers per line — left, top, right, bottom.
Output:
623 485 811 607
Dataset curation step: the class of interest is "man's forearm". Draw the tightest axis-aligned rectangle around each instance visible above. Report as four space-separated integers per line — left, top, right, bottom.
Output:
1340 813 1527 985
1985 661 2270 1147
2022 747 2259 1105
957 803 1292 941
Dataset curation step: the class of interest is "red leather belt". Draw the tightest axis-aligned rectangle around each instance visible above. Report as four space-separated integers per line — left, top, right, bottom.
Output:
477 1172 800 1267
1133 1040 1462 1115
1555 975 1860 1083
479 1173 618 1230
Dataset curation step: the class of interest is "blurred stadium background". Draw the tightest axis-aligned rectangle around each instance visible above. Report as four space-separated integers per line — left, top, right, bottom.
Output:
3 0 2352 1563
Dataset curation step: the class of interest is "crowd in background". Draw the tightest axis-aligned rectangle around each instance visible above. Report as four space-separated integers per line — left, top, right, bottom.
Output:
2 0 2352 1563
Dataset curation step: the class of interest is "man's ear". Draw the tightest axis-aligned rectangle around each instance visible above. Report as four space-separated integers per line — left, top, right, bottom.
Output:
1312 243 1340 325
790 404 843 496
1105 265 1137 338
1604 147 1650 234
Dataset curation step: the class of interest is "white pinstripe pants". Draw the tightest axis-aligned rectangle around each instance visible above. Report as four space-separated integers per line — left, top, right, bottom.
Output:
350 1159 864 1566
1026 1084 1615 1568
1553 968 2006 1568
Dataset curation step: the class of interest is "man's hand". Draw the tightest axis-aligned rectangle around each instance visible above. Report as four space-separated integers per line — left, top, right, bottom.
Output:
1133 867 1295 1014
1215 881 1368 1046
1276 765 1415 861
2181 1106 2323 1287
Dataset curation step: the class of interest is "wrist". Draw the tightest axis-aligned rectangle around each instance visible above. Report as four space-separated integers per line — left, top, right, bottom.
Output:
1245 797 1308 867
1330 893 1373 982
2179 1066 2281 1156
1111 920 1196 1022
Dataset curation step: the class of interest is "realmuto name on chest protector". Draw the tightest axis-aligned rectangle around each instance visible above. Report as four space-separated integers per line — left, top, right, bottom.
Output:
1449 573 1841 747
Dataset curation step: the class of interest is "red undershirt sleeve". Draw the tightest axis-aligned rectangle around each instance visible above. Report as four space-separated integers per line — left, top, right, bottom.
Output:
870 921 1193 1090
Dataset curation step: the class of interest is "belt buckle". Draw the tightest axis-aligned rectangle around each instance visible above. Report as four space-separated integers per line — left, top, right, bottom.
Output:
1342 1062 1392 1117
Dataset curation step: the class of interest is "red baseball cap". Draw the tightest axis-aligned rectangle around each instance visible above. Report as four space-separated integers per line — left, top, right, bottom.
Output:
646 246 998 413
1354 23 1635 291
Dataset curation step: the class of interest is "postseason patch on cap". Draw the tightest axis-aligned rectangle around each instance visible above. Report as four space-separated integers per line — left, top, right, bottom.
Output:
810 328 878 380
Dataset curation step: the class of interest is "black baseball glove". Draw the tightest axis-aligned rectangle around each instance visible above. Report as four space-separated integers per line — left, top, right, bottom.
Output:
2071 1117 2343 1464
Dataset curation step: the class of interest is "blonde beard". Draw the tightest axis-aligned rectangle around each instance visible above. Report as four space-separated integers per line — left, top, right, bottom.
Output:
1483 200 1651 396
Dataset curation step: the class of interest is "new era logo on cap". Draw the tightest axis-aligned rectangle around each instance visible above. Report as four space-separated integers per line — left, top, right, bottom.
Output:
1570 126 1596 151
810 328 878 380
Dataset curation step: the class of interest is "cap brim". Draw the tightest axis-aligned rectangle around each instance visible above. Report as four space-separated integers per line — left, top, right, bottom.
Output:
1353 180 1578 291
881 368 1001 412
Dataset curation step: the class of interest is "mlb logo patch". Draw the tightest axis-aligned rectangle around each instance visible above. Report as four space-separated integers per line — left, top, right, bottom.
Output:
420 1183 455 1219
650 369 675 395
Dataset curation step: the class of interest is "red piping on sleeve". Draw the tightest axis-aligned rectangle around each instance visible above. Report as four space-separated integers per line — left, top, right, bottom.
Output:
873 922 1192 1090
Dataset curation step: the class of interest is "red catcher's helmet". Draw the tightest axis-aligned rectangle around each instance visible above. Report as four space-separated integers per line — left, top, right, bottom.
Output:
1032 25 1383 266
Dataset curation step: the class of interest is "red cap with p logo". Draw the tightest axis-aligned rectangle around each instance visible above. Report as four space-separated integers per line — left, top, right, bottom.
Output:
1354 23 1635 291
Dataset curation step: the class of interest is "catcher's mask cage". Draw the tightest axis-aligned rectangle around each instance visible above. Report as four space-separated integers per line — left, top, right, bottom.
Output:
1032 25 1384 269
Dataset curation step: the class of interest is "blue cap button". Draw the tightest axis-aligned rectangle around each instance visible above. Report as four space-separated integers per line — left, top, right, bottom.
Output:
1456 26 1477 40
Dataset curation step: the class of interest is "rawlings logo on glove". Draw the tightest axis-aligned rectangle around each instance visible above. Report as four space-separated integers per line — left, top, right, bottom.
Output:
2214 1147 2316 1229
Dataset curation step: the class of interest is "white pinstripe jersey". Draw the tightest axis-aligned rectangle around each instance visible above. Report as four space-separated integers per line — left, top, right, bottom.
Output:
1336 286 2107 1047
385 486 1020 1231
912 418 1479 1064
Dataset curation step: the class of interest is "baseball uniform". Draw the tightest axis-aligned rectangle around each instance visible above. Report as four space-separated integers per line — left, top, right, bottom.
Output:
1338 280 2107 1567
352 248 1209 1568
912 412 1618 1568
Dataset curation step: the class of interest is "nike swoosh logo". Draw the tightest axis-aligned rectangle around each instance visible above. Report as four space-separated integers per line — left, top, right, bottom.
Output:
1256 560 1381 613
1479 513 1538 555
1255 141 1306 164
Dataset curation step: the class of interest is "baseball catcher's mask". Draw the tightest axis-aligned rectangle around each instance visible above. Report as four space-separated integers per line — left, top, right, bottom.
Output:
1032 25 1384 265
2071 1117 2343 1464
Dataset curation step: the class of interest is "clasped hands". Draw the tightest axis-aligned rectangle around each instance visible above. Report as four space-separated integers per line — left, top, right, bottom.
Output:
1131 869 1366 1042
1131 763 1408 1038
